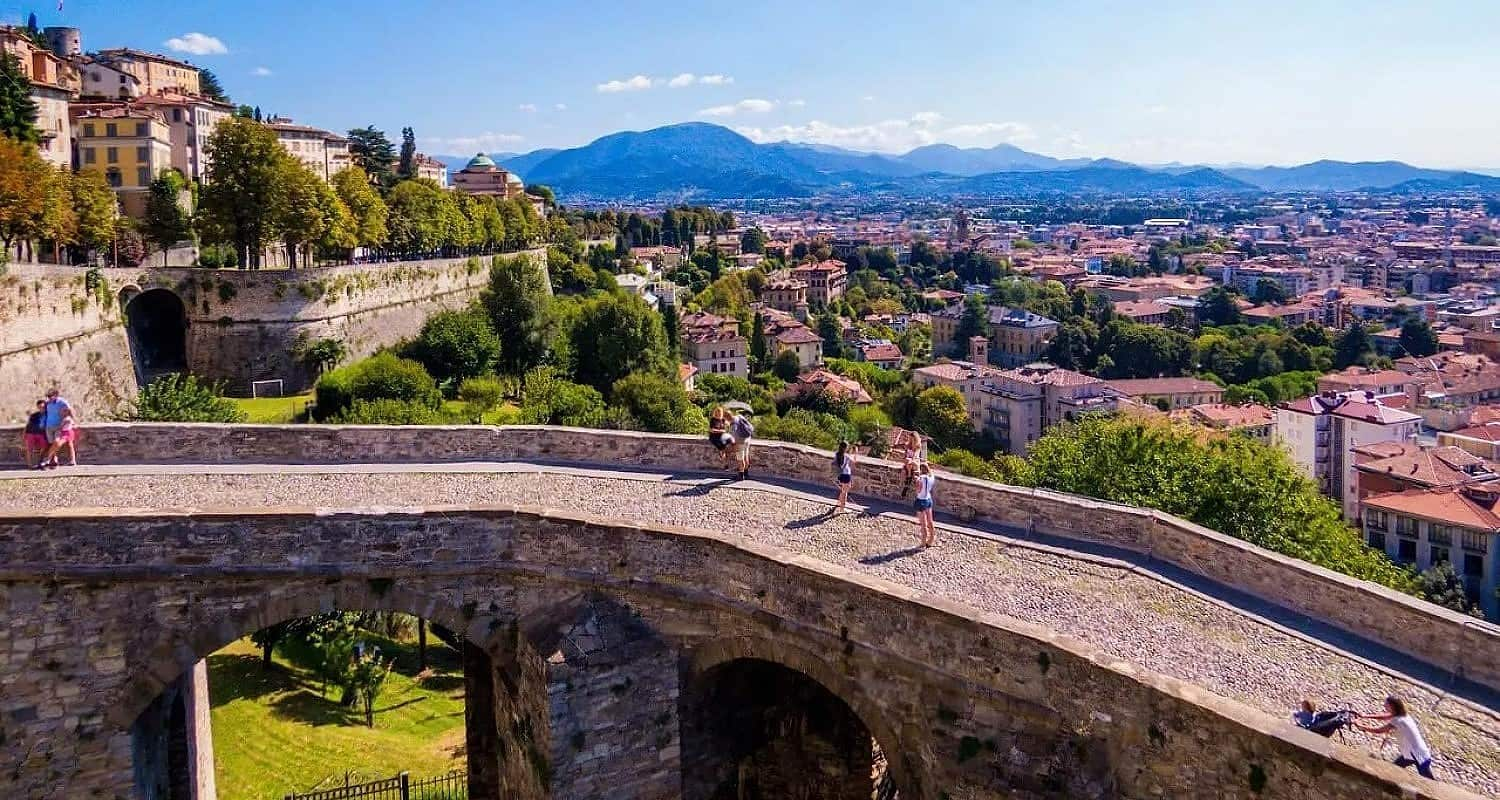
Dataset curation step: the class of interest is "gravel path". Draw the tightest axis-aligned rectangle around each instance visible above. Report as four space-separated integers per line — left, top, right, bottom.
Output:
3 467 1498 795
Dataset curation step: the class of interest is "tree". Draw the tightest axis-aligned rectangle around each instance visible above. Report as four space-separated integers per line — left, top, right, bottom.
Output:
570 293 670 393
1098 323 1192 379
71 169 117 258
116 225 148 268
1197 286 1242 326
142 171 192 265
1398 317 1440 358
271 158 327 268
331 167 388 252
346 125 397 188
817 311 845 360
661 302 680 359
610 373 706 433
407 307 501 385
1418 561 1474 614
518 366 605 426
385 178 452 255
314 179 358 261
0 53 40 144
350 649 393 728
740 226 767 254
0 137 47 259
484 254 553 376
914 385 973 451
1252 278 1287 305
1333 322 1375 369
1026 415 1415 591
198 68 230 103
36 164 75 262
397 126 417 180
749 312 767 369
128 374 247 422
199 117 287 268
772 349 801 382
954 295 989 355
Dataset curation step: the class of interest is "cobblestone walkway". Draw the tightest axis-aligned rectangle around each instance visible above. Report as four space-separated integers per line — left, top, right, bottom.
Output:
2 465 1497 795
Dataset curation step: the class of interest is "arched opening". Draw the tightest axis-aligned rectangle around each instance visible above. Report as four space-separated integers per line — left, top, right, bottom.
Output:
682 658 901 800
124 288 188 385
126 605 512 800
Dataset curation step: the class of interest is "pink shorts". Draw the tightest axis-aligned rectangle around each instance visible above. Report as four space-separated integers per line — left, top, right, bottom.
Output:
24 433 47 450
56 428 76 444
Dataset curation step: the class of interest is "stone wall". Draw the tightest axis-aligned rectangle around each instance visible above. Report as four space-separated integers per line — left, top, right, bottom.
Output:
15 421 1500 697
0 265 140 421
0 253 541 417
0 505 1481 800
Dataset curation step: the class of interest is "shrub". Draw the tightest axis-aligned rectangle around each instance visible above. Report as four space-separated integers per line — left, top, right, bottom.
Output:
313 364 358 421
457 376 511 418
611 373 707 434
127 373 246 423
332 398 443 425
348 352 441 408
756 409 855 451
406 308 501 387
518 367 605 427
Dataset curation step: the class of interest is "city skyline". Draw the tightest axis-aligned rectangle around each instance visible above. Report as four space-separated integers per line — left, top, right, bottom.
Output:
5 0 1500 168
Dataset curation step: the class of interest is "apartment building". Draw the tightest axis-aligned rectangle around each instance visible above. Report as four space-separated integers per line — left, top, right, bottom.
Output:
1362 485 1498 619
1276 391 1423 520
979 363 1117 455
131 93 232 182
763 275 809 316
1 26 79 167
930 303 1059 365
1105 377 1224 410
789 259 847 306
414 154 448 186
679 312 748 377
94 48 200 96
1225 263 1312 298
759 308 823 369
73 106 173 217
912 355 1004 434
1179 402 1276 443
266 117 347 181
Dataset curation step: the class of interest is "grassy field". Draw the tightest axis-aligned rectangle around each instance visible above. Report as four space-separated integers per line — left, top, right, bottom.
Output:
208 629 466 800
230 394 314 424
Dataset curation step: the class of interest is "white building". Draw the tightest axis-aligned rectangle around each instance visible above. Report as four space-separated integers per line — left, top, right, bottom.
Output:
1276 392 1422 520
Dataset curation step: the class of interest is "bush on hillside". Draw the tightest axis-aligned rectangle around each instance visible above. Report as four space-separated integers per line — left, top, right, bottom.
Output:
314 353 442 420
127 374 247 423
405 308 501 387
517 367 606 427
1026 415 1416 591
332 399 444 425
610 373 708 434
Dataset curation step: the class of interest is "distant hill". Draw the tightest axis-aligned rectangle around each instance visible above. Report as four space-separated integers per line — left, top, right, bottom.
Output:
436 124 1495 200
1223 160 1500 191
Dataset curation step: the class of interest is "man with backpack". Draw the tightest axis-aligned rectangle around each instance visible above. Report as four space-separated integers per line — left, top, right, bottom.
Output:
730 411 754 480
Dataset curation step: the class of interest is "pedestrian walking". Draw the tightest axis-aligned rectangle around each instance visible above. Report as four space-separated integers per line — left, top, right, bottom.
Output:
38 406 78 469
730 411 755 480
38 388 71 469
833 440 855 512
913 463 937 547
1355 696 1435 780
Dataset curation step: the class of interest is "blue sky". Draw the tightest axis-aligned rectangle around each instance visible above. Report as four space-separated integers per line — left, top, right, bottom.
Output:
8 0 1499 166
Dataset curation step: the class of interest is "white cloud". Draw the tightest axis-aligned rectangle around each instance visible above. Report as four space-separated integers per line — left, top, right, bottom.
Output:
862 95 876 102
554 103 568 111
596 75 654 93
699 74 733 86
667 73 697 88
788 98 806 107
700 98 777 117
1147 104 1170 114
736 114 1035 153
518 103 538 113
424 132 524 153
164 32 227 56
250 66 272 77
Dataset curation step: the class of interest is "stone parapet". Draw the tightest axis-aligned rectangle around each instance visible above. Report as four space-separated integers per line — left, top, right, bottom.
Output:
6 421 1497 696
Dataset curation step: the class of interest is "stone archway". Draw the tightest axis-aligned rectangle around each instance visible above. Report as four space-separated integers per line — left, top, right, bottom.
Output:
683 638 919 800
123 287 188 386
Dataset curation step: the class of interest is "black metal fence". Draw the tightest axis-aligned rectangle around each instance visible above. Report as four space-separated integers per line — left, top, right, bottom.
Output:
283 771 466 800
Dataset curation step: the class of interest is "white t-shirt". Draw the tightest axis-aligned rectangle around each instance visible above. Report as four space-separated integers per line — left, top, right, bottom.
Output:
1391 715 1431 763
916 474 936 501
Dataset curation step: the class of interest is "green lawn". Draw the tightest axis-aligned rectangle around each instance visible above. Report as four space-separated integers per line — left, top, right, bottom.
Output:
230 394 314 424
437 400 519 425
209 631 466 800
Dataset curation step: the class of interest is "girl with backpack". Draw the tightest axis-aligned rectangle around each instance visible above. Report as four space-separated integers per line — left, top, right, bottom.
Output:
833 440 855 512
913 463 937 547
730 412 754 480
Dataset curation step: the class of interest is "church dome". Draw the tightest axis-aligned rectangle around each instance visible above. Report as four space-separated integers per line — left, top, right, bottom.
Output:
464 152 497 170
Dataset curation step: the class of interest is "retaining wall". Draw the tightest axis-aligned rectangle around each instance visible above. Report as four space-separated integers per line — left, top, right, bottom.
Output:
7 421 1496 696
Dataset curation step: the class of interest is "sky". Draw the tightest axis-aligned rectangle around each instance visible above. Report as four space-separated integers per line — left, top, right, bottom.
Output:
7 0 1500 168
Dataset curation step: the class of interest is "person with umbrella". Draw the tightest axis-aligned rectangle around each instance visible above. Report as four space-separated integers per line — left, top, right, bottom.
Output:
726 403 755 480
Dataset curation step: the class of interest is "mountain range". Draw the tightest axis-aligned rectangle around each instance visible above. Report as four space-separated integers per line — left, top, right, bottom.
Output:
435 122 1500 200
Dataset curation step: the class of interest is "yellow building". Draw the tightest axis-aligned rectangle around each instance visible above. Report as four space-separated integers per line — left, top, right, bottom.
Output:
133 93 233 182
94 48 200 96
74 107 174 218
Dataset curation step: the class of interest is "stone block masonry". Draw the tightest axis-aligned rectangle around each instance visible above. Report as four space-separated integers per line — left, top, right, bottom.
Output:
11 421 1499 698
0 504 1482 799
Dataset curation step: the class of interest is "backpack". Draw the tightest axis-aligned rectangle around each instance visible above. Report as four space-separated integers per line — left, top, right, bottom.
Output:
732 416 754 439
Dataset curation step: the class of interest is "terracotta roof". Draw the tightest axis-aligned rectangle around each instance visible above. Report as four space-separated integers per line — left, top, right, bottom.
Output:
1113 300 1171 319
790 369 872 404
995 363 1100 388
1105 377 1223 397
859 342 903 362
1355 443 1496 487
914 361 1002 383
1448 422 1500 443
1362 486 1500 531
1280 393 1422 424
774 327 822 345
1188 403 1275 428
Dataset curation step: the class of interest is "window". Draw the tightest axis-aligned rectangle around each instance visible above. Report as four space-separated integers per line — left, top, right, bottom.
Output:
1367 531 1386 551
136 122 146 137
105 169 122 188
82 123 94 137
1430 546 1449 567
1463 553 1484 579
136 146 148 162
1429 525 1453 546
1461 530 1487 552
105 123 117 137
1397 538 1417 564
106 147 118 164
83 148 95 164
172 109 182 122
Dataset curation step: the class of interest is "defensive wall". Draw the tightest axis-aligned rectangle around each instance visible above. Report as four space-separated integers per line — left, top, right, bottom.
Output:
0 503 1482 800
12 422 1498 697
0 254 539 422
